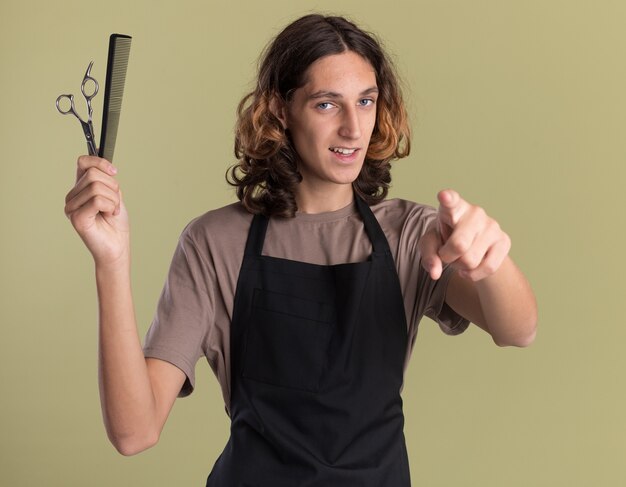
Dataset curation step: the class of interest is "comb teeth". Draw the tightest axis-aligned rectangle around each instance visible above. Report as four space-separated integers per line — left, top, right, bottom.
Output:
99 34 132 163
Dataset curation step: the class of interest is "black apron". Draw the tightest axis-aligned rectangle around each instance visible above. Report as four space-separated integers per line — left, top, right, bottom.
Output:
206 196 412 486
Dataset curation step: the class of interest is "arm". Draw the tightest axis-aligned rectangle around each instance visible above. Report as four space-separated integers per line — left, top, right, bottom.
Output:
418 189 537 347
445 256 537 346
65 156 185 455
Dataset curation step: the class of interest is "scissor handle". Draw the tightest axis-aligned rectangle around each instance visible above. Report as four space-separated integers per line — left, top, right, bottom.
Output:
56 93 77 116
81 61 99 100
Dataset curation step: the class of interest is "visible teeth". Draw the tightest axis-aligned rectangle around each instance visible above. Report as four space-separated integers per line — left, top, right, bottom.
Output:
330 148 356 155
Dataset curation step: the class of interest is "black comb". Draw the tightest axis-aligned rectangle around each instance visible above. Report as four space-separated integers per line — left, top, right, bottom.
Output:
98 34 132 162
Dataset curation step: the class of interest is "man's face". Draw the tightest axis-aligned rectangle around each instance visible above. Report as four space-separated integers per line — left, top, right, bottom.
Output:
283 51 378 197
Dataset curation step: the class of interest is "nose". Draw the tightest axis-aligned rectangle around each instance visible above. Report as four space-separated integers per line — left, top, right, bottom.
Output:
338 106 361 140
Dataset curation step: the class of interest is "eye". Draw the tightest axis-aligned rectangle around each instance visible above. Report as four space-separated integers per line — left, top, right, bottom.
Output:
316 102 334 110
358 98 375 107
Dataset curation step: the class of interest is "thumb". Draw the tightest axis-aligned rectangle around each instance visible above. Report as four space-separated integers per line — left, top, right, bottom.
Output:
114 188 123 216
418 224 444 280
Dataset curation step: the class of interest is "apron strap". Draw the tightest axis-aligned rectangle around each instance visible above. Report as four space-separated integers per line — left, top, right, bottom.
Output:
355 195 390 254
244 213 269 257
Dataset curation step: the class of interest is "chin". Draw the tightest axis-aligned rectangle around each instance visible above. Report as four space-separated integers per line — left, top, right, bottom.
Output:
329 169 363 186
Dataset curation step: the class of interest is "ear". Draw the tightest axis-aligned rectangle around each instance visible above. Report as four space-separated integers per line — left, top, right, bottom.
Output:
269 94 288 130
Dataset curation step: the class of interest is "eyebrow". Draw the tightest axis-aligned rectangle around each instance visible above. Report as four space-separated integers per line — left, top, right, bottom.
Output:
306 86 379 101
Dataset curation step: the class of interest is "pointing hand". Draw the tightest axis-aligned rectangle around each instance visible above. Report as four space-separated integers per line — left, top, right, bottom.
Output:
418 189 511 282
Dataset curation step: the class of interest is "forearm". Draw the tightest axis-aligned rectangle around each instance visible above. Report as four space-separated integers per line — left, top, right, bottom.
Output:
474 256 537 347
95 259 158 455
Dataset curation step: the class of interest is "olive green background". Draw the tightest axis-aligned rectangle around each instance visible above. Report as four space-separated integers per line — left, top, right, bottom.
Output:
1 0 624 485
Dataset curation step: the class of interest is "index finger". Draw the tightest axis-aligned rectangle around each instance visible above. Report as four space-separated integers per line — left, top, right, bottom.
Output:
437 189 468 226
76 155 117 182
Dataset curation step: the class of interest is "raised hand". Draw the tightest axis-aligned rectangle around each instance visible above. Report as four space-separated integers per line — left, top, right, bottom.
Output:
418 189 511 282
64 155 130 266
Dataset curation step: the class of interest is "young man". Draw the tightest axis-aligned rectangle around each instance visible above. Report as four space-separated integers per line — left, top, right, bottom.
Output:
64 14 536 486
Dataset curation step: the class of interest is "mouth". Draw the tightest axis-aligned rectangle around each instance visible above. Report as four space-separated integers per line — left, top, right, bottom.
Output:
329 147 359 155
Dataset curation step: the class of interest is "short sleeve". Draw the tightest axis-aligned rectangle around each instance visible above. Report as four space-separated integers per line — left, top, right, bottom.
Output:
143 223 214 397
422 262 471 335
390 201 470 341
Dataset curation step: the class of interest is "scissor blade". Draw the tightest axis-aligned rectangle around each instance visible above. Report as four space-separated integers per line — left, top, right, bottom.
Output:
84 60 94 78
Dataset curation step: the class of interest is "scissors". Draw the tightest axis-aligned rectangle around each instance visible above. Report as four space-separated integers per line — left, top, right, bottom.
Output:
56 61 99 156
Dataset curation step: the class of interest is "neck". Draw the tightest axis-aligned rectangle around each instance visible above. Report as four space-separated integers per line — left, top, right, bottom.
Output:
295 183 354 214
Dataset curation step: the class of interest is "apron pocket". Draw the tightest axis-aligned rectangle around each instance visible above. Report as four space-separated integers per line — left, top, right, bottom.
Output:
242 288 333 392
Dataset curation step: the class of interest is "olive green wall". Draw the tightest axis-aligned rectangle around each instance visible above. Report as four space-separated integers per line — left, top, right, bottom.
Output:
1 0 624 485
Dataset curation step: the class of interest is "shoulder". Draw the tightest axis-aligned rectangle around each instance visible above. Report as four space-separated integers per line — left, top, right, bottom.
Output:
180 201 253 246
166 201 253 282
371 197 437 217
371 198 438 239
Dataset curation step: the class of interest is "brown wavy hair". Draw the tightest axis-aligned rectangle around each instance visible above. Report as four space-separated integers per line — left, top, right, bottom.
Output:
228 14 411 217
